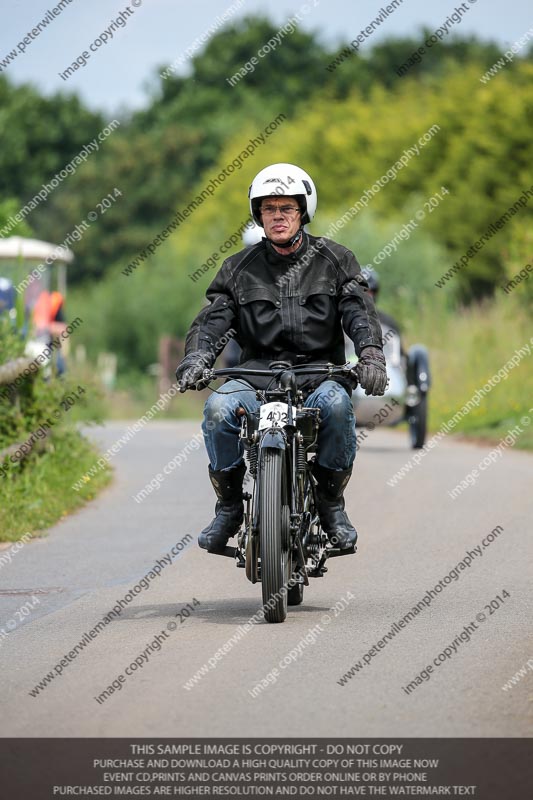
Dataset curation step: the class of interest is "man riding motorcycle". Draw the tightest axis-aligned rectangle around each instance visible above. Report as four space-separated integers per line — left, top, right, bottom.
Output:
175 163 387 555
361 266 404 350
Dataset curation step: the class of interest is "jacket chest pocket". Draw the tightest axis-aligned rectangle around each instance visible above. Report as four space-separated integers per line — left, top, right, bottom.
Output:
237 286 281 307
237 286 281 341
298 280 336 306
298 280 338 345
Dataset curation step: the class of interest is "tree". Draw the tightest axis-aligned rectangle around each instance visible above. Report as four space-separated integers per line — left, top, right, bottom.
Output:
0 77 104 202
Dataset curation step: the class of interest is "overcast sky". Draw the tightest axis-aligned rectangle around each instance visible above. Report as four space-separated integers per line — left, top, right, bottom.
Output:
1 0 531 115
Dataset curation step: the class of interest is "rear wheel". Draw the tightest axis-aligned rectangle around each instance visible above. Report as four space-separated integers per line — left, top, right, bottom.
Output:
259 449 289 623
287 573 304 605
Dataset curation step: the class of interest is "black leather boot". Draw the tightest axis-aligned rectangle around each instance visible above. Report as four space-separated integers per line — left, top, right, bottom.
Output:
198 462 246 553
312 462 358 550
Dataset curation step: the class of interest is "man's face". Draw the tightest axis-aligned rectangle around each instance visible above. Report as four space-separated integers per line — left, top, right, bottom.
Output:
260 197 301 244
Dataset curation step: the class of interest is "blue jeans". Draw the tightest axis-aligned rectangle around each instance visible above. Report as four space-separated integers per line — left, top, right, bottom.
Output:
201 380 356 472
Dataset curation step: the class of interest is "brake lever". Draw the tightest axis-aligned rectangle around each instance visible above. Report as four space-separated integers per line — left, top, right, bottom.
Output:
177 367 214 393
192 367 214 391
347 365 359 389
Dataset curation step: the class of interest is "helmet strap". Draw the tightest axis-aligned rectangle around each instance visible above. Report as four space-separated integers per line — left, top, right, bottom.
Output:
266 227 303 251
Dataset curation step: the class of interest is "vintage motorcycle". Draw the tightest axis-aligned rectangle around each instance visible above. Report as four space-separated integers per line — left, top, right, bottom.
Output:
196 362 358 624
345 325 431 449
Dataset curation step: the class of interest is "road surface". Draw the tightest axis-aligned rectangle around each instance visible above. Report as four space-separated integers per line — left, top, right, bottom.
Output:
0 421 531 736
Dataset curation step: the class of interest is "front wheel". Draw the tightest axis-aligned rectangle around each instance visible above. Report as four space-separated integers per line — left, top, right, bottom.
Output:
258 449 289 623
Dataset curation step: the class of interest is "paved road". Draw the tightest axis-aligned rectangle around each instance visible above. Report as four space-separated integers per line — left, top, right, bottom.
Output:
1 421 531 736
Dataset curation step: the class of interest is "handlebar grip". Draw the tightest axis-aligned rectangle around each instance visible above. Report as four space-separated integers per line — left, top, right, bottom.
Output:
345 365 358 388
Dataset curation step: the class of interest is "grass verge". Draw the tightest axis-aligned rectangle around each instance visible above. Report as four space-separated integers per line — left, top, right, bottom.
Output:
397 294 533 449
0 429 112 543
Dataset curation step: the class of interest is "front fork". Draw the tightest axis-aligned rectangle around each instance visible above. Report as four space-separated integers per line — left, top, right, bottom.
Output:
287 435 310 587
240 491 259 582
239 417 314 587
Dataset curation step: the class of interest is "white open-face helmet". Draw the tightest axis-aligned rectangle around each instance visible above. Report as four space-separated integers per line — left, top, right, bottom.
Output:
249 163 317 227
242 221 264 247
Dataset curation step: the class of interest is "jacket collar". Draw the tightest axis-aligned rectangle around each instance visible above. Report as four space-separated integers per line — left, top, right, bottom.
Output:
264 230 309 264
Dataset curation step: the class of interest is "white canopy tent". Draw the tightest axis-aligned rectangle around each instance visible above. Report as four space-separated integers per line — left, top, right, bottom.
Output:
0 236 74 262
0 236 74 297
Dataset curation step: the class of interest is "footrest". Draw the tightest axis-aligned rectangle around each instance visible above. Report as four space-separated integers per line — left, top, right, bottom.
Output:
325 545 356 558
308 567 327 577
209 546 238 558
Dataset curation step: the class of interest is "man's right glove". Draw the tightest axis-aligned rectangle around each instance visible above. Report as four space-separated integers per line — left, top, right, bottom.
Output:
175 351 212 392
355 346 388 396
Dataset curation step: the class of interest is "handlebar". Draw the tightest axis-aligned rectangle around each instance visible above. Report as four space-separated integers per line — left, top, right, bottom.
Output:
200 362 358 392
203 362 356 381
177 361 358 394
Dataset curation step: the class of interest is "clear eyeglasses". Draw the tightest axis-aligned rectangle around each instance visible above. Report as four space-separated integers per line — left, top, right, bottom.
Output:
261 205 301 217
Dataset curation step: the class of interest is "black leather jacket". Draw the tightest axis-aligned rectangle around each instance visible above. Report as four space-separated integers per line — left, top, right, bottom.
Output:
185 232 383 395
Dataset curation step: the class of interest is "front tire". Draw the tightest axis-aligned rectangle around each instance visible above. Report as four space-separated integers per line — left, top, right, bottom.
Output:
259 449 289 623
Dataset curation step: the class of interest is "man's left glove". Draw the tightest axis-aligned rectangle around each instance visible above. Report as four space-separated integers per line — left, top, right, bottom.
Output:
175 351 214 392
355 346 388 396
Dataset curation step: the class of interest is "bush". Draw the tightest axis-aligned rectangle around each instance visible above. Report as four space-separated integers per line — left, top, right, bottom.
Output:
0 317 111 540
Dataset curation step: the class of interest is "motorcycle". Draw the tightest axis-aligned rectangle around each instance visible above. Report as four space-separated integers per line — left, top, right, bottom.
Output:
345 325 431 449
191 362 358 624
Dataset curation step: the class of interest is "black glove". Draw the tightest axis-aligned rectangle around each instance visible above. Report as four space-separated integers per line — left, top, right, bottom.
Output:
175 351 213 392
355 346 388 396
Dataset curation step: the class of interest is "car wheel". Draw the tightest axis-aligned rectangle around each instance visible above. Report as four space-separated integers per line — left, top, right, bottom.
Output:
408 393 427 449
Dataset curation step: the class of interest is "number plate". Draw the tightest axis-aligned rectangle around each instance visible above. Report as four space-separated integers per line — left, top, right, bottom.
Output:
258 402 297 431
